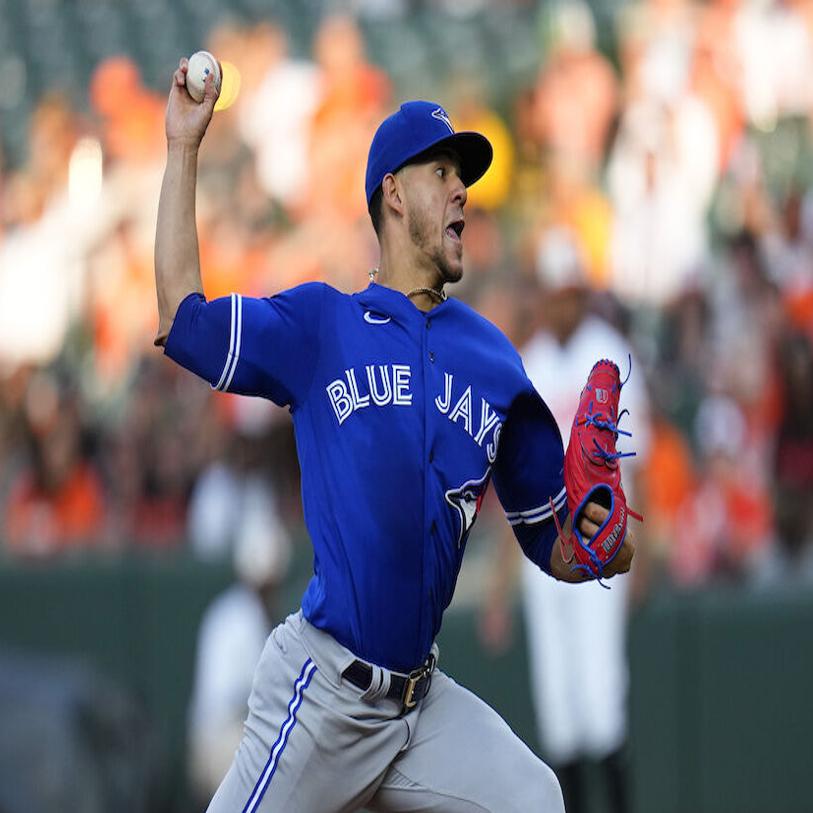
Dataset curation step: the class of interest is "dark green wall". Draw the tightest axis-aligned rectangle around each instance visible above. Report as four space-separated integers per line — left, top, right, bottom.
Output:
627 588 813 813
0 556 233 810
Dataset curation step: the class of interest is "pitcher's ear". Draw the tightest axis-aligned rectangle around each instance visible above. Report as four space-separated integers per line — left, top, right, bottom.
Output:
382 173 404 217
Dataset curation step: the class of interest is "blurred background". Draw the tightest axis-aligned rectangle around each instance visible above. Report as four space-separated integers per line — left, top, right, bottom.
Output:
0 0 811 811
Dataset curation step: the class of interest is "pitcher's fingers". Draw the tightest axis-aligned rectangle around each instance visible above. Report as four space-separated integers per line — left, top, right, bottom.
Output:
202 72 219 107
173 59 189 86
582 501 609 525
577 516 600 537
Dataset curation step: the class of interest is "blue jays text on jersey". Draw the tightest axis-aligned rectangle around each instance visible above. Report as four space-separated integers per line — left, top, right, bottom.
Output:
166 282 567 673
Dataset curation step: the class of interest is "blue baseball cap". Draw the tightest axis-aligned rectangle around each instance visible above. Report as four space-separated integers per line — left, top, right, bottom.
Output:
365 100 493 206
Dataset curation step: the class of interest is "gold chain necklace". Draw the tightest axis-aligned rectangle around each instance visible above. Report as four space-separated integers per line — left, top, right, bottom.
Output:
368 269 446 304
406 286 447 303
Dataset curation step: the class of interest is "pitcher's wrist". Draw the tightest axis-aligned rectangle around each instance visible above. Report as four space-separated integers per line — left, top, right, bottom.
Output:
166 137 201 156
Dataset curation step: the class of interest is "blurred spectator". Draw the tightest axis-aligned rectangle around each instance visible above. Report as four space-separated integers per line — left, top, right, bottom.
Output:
86 218 159 392
186 477 291 803
609 0 721 307
234 22 321 214
651 286 712 433
538 156 614 289
511 86 547 224
187 417 290 566
692 0 746 172
22 94 81 212
456 207 510 305
607 95 717 306
89 57 164 165
0 94 101 366
735 0 813 130
709 231 784 468
96 356 209 551
616 0 696 107
308 13 390 222
640 406 696 575
0 364 32 506
752 331 813 586
4 371 105 556
534 1 619 172
672 395 774 585
761 187 813 343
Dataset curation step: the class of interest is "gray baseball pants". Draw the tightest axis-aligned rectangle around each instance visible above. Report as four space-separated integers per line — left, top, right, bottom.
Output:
206 610 564 813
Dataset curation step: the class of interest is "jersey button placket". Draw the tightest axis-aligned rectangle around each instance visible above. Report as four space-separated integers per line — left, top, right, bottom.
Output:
419 313 436 655
425 318 437 464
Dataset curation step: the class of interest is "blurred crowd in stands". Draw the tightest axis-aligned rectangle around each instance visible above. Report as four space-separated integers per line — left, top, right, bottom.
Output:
0 0 812 594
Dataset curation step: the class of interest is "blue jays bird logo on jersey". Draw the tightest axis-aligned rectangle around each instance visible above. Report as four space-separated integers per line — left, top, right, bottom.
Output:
445 469 491 548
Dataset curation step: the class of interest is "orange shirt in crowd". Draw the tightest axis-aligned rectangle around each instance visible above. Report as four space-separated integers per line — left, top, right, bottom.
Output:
644 416 696 525
5 464 106 555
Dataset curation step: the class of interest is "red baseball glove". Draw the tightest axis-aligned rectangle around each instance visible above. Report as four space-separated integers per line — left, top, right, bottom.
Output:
552 358 642 582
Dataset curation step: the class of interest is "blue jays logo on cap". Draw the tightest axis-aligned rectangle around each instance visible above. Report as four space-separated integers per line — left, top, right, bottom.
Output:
365 100 493 206
431 107 454 133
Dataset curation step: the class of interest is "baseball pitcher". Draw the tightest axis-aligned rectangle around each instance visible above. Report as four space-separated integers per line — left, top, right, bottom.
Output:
154 60 637 813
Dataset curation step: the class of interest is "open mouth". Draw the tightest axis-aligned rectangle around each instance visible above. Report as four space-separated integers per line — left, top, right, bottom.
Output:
445 219 465 242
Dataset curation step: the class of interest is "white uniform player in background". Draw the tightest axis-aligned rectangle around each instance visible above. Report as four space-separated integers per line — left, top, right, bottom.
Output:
187 478 292 804
519 227 651 813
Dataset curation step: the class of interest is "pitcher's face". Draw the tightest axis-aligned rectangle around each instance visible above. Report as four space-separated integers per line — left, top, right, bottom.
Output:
400 152 467 284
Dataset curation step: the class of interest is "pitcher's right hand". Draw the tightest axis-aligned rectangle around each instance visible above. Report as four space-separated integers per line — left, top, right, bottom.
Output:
165 58 219 148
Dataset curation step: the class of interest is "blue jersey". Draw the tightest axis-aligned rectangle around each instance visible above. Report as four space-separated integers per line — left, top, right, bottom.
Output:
166 282 566 672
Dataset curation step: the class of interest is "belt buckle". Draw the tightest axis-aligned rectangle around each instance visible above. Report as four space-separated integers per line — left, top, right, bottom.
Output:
403 668 423 710
402 654 435 710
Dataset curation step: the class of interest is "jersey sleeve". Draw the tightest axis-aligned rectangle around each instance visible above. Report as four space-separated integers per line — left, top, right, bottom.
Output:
164 282 325 409
492 385 567 574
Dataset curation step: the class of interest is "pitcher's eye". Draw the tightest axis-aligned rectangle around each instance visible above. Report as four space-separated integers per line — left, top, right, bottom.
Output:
435 167 445 178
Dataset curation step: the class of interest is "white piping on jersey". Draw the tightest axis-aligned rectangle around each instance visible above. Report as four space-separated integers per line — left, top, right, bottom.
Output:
213 292 243 392
223 293 243 391
242 657 317 813
505 486 567 526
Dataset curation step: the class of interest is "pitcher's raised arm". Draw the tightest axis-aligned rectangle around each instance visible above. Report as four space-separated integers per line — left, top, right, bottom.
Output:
154 57 219 346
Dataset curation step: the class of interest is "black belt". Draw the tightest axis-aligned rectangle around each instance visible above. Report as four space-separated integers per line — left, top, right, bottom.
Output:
342 653 436 712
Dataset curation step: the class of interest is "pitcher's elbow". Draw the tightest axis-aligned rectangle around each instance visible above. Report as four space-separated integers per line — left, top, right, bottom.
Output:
154 315 173 347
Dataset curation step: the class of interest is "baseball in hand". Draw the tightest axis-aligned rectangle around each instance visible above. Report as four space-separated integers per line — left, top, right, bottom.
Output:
185 50 221 102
